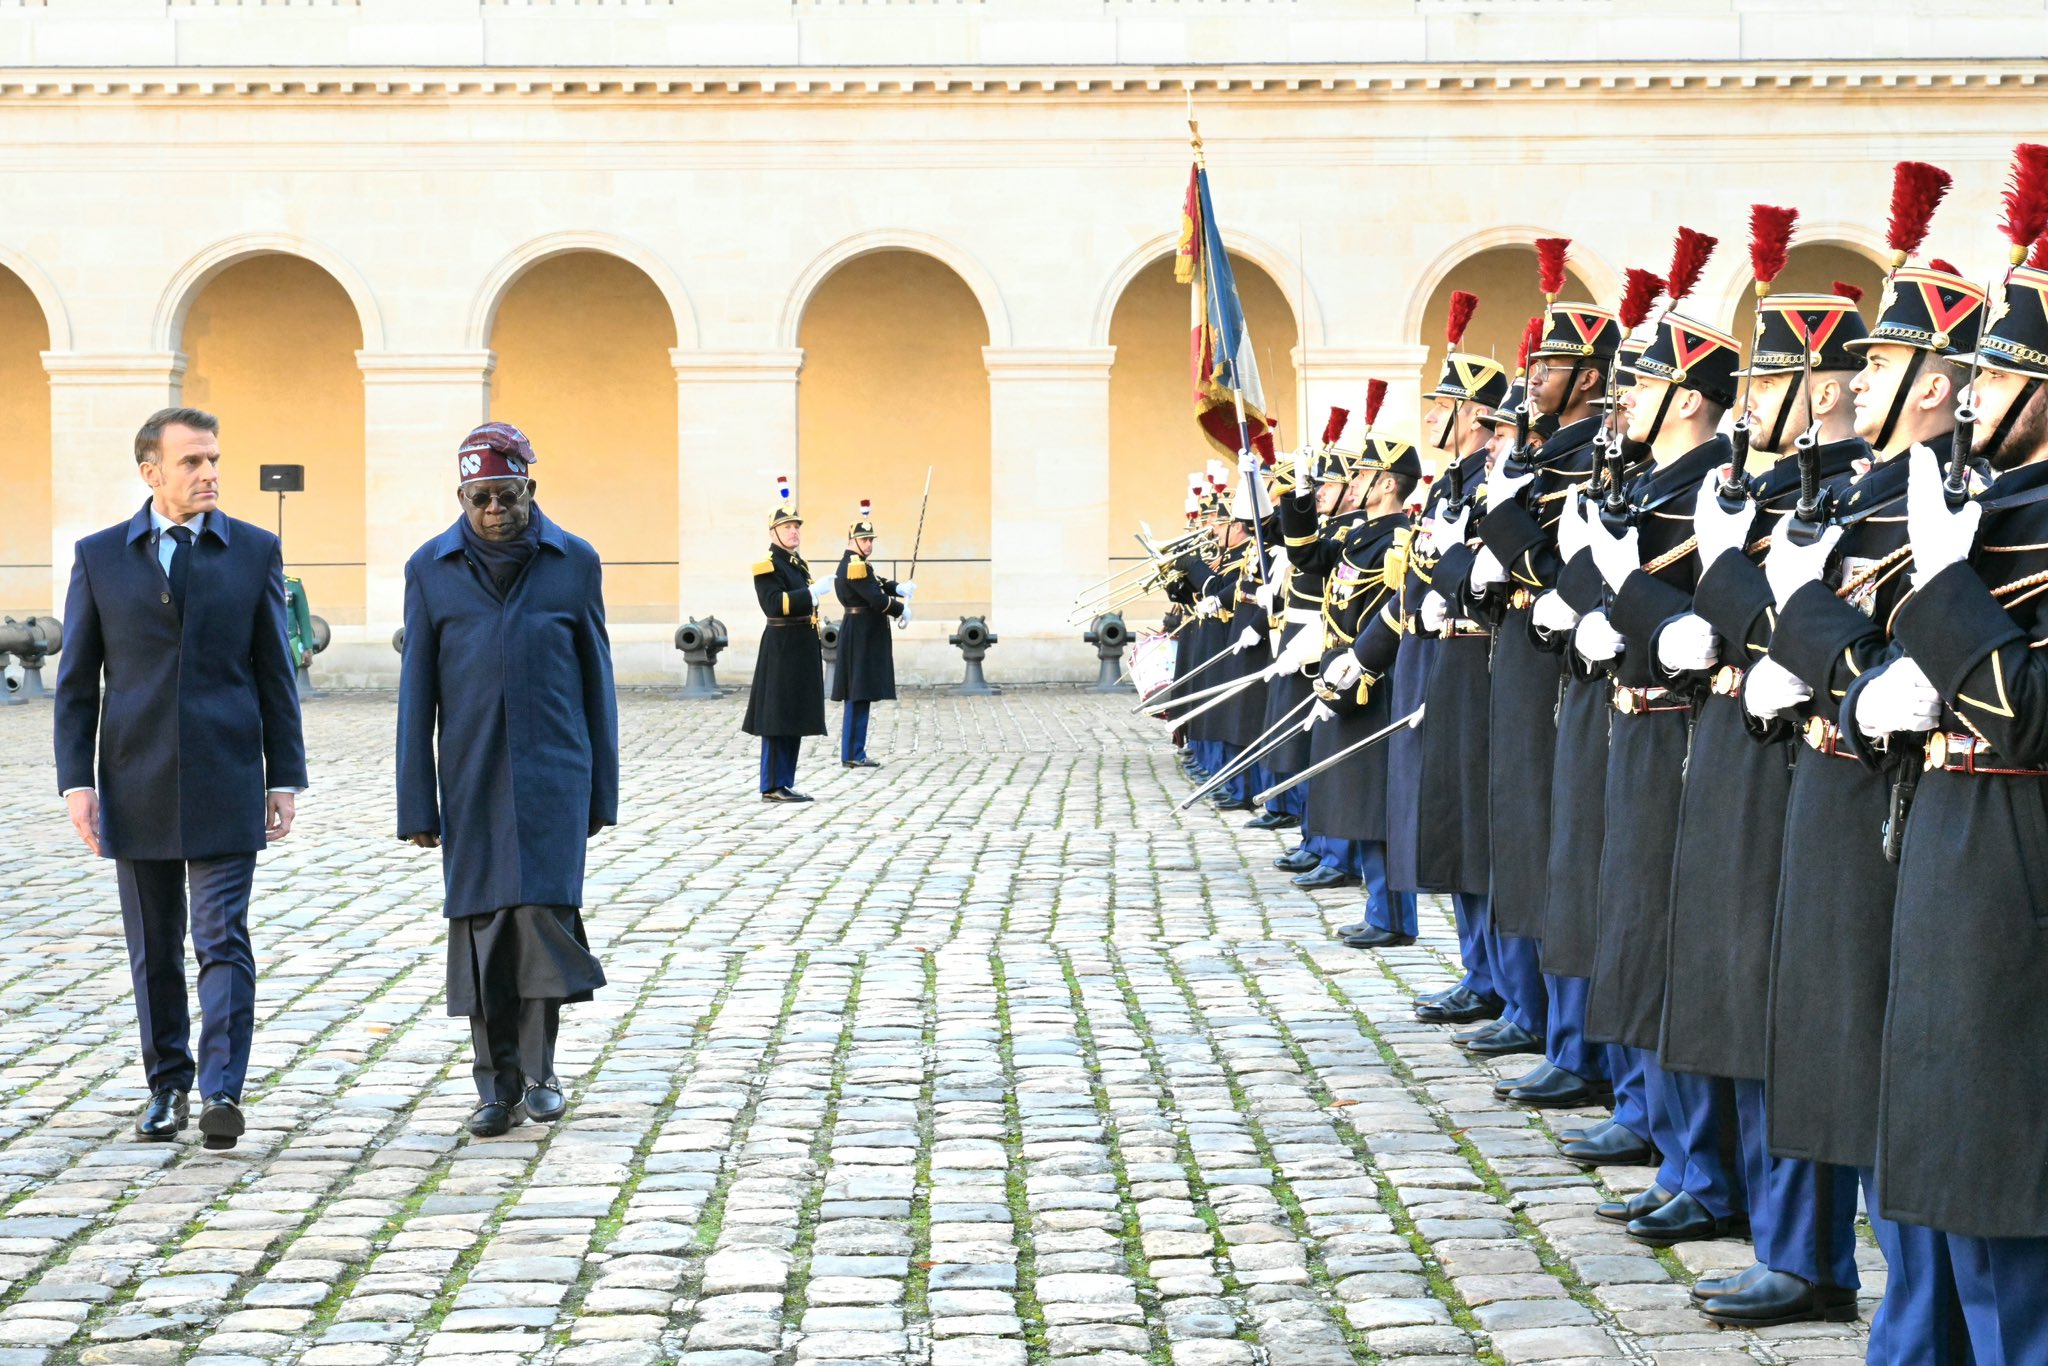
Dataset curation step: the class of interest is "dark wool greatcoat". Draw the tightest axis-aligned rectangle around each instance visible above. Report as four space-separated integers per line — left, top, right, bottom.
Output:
1875 455 2048 1237
397 510 619 921
1538 547 1612 978
1271 496 1372 781
1585 435 1727 1050
1304 512 1406 843
1656 440 1865 1081
55 501 307 861
830 549 905 704
743 542 827 739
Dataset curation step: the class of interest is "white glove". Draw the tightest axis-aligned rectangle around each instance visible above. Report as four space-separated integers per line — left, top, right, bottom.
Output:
1268 626 1323 677
1693 469 1754 572
1252 577 1280 611
1469 546 1508 589
1531 589 1581 635
1764 511 1843 608
1907 441 1982 587
1486 461 1537 510
1322 653 1364 691
1197 595 1222 619
1854 656 1942 737
897 581 916 600
1293 442 1317 486
1557 493 1593 564
1237 446 1259 474
1419 592 1449 634
896 606 912 630
1656 613 1719 673
1304 700 1337 729
1574 609 1624 664
1586 512 1641 591
1742 656 1812 718
1232 624 1261 654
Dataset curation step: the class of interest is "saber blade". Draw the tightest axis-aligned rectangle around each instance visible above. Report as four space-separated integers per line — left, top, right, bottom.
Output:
1251 705 1424 805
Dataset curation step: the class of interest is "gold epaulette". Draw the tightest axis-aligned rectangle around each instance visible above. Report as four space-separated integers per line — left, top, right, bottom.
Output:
1383 528 1412 591
848 559 870 580
753 558 774 577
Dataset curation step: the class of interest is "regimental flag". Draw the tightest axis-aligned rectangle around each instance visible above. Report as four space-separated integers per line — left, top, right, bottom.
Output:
1177 163 1277 463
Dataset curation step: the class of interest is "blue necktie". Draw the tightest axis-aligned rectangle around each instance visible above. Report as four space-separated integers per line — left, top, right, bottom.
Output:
167 526 192 618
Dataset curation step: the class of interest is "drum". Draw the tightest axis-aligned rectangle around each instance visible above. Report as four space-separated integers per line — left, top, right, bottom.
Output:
1128 630 1178 704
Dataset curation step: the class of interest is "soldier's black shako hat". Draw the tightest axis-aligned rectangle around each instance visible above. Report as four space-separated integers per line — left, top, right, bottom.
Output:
1358 435 1423 483
1431 352 1510 411
1623 311 1741 410
1847 264 1987 358
1972 264 2048 380
1738 293 1871 375
1529 303 1623 363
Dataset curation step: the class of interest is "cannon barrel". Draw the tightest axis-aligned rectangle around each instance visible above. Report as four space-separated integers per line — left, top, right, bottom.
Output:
947 616 999 695
1083 612 1133 692
674 614 730 699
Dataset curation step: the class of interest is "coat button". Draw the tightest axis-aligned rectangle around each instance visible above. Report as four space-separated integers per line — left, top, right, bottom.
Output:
161 592 171 604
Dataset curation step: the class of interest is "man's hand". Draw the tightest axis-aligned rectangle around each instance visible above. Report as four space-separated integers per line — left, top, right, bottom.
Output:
897 581 916 600
1693 469 1754 571
1765 511 1843 607
1574 609 1625 664
1557 493 1593 564
1231 624 1261 654
265 792 296 842
1655 613 1719 673
897 606 914 629
1906 441 1982 586
1196 595 1221 619
1292 442 1317 486
1586 513 1641 591
66 789 101 857
1419 591 1449 634
1854 657 1943 738
1469 546 1508 589
405 832 440 849
1486 461 1536 510
1530 589 1580 636
1743 657 1812 718
1322 653 1364 691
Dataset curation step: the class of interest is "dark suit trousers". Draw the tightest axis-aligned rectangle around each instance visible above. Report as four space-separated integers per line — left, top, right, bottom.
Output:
116 853 259 1099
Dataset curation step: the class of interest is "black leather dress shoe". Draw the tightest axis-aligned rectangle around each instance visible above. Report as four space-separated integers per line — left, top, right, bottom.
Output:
1292 865 1359 890
1210 795 1253 812
1467 1021 1544 1057
1692 1261 1769 1301
1561 1123 1656 1168
1274 848 1321 873
198 1094 244 1151
762 787 814 803
136 1089 188 1141
1702 1270 1858 1327
523 1080 567 1124
1453 1018 1506 1046
467 1101 521 1137
1341 927 1416 949
1415 989 1503 1025
842 758 882 769
1627 1191 1749 1246
1493 1061 1555 1098
1560 1117 1612 1145
1597 1183 1673 1223
1244 810 1298 831
1510 1064 1607 1108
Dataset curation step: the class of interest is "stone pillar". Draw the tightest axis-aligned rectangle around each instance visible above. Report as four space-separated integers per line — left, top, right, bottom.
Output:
672 348 804 650
1293 344 1433 445
357 351 495 634
982 346 1116 672
42 351 186 611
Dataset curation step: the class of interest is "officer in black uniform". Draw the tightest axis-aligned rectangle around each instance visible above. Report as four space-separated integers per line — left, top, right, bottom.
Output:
831 502 911 769
743 499 826 802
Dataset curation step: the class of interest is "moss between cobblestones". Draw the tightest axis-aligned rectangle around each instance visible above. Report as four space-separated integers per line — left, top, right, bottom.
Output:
776 956 865 1333
903 949 939 1323
988 954 1051 1363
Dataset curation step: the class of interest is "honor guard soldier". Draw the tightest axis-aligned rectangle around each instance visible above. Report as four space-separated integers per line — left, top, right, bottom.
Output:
831 500 912 769
743 481 827 802
1854 258 2048 1363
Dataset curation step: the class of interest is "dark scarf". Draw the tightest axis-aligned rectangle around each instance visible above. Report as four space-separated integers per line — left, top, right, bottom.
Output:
461 514 540 599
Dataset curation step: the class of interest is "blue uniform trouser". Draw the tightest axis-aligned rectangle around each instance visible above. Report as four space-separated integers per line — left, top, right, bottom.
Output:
1732 1079 1859 1287
840 699 871 763
1489 930 1548 1037
1359 842 1417 936
1543 974 1608 1083
1267 783 1305 820
1948 1231 2047 1365
1452 893 1501 1004
1861 1168 1973 1366
1211 744 1246 802
118 853 260 1101
1187 739 1215 777
1607 1042 1650 1142
1645 1063 1745 1220
758 736 800 793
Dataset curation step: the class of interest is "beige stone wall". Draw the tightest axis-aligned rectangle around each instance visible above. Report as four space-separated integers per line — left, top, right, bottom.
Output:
1 2 2042 682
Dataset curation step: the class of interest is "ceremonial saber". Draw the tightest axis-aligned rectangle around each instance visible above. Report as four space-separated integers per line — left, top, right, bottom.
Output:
1160 667 1264 730
1252 705 1425 806
1134 636 1240 710
1178 692 1318 810
1145 651 1264 716
906 464 934 581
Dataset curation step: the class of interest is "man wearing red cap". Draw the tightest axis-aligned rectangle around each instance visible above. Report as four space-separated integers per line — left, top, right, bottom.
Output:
397 421 617 1138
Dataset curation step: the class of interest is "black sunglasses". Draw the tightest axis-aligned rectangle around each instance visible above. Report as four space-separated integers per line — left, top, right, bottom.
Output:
465 485 529 510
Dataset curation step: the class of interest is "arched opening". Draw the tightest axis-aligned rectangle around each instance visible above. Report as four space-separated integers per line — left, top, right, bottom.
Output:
1724 240 1888 341
488 251 679 624
180 254 366 623
1107 252 1299 562
0 267 51 612
796 249 993 617
1416 245 1595 446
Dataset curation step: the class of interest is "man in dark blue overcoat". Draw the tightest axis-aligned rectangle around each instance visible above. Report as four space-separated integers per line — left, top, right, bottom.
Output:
55 406 307 1151
397 422 617 1138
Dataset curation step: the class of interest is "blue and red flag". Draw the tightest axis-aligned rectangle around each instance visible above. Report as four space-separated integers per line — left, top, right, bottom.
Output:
1177 163 1277 463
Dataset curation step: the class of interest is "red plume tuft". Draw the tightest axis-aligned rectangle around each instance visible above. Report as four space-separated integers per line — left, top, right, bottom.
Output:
1619 269 1664 331
1517 316 1543 373
1535 237 1570 297
1748 204 1798 285
1928 258 1961 276
2030 237 2048 269
1363 379 1388 429
1831 279 1866 304
2000 143 2048 261
1886 161 1953 263
1664 227 1717 305
1446 290 1479 346
1321 407 1349 447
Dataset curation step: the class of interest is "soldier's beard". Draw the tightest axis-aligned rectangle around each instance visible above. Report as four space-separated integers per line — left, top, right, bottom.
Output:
1981 385 2048 473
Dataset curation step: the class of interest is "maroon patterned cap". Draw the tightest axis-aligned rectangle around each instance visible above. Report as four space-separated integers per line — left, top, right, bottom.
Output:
457 422 537 484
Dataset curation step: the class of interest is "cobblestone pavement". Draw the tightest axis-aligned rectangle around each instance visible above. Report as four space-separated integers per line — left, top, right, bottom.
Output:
0 689 1884 1366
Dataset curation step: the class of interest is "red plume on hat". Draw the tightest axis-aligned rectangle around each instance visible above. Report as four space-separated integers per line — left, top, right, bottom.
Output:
859 498 872 518
1517 316 1542 374
1929 258 1961 277
1831 280 1867 304
1535 238 1570 301
1618 269 1664 332
1446 290 1479 347
1999 143 2048 268
1664 227 1717 307
1885 161 1952 268
1747 205 1798 292
2030 237 2048 270
1321 407 1349 447
1362 379 1388 431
